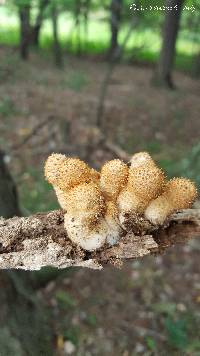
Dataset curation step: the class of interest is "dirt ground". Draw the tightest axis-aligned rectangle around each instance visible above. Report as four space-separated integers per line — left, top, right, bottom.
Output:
1 46 200 355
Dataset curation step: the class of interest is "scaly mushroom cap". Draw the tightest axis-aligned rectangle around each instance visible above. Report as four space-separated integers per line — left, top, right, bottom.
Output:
165 178 198 209
128 165 166 202
56 158 92 191
64 182 105 223
45 154 92 191
100 159 128 201
117 187 144 213
145 177 197 225
44 153 66 185
130 151 156 168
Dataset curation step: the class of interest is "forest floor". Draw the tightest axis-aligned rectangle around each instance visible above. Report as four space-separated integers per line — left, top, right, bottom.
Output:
1 46 200 355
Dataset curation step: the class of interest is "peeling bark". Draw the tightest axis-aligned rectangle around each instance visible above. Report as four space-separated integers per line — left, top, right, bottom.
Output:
0 209 199 270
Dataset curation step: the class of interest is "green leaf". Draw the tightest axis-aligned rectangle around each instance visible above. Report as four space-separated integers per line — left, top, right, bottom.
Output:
145 336 156 351
164 317 188 350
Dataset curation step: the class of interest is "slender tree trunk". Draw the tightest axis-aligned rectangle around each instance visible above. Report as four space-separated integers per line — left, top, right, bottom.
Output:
51 3 63 67
192 51 200 77
75 0 82 56
31 0 49 47
97 19 137 129
154 0 184 88
83 0 91 49
19 4 31 60
109 0 123 59
0 151 20 218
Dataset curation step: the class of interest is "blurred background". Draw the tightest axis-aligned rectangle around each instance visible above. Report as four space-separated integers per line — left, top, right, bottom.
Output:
0 0 200 354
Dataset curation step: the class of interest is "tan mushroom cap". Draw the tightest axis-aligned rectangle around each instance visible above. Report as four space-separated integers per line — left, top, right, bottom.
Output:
44 153 66 185
165 177 198 209
65 182 105 221
130 151 156 168
144 177 198 224
56 158 92 191
128 165 166 202
100 159 129 201
117 187 145 213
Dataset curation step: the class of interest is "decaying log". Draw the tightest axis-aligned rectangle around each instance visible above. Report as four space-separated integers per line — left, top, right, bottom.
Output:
0 209 200 270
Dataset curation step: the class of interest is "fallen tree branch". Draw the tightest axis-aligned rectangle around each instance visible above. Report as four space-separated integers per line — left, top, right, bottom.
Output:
9 115 55 154
0 209 199 270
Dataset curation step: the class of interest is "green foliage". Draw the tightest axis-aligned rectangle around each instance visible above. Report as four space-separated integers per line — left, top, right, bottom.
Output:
55 290 77 309
19 167 59 214
164 317 188 350
145 336 156 351
159 143 200 189
0 0 199 73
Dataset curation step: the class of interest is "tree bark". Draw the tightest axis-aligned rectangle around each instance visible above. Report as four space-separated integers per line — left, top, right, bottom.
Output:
51 3 63 67
30 0 49 47
96 18 137 128
154 0 184 88
19 4 31 60
192 51 200 78
0 151 20 218
0 209 199 270
109 0 123 59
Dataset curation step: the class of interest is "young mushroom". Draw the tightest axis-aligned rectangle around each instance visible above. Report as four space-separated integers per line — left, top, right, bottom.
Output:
117 152 166 227
144 177 198 225
63 182 108 251
100 159 129 201
45 153 100 210
45 154 122 251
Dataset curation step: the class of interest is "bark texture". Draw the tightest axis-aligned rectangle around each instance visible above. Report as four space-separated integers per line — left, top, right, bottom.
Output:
109 0 123 58
30 0 49 47
19 4 31 60
0 209 199 270
51 3 63 67
155 0 184 88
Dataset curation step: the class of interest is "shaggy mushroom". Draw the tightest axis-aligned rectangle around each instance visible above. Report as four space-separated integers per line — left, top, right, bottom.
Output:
44 152 197 251
100 159 128 201
117 152 166 226
145 177 197 225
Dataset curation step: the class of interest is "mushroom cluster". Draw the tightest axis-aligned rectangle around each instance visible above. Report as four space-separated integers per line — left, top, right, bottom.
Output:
45 152 197 251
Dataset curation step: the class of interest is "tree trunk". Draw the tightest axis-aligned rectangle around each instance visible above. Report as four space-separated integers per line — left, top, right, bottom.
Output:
154 0 184 88
51 3 63 67
0 151 53 354
192 51 200 78
109 0 123 59
31 0 49 47
0 151 20 218
75 0 82 56
19 4 31 60
82 0 91 49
